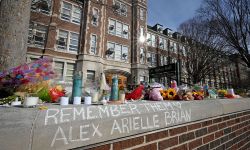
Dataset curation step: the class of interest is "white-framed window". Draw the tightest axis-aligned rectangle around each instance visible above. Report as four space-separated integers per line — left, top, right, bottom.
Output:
159 37 164 49
60 1 81 24
31 0 52 15
66 63 75 82
173 43 177 53
160 55 164 66
87 70 95 81
54 61 75 82
147 33 152 46
140 8 144 20
121 46 128 60
107 42 129 61
116 21 122 37
114 44 122 60
113 1 127 16
108 18 129 39
92 8 99 26
54 61 64 81
107 42 115 58
151 35 156 47
164 56 167 65
108 19 116 34
57 30 79 52
147 53 157 66
140 48 145 64
28 22 47 48
169 41 174 52
164 39 167 50
69 32 79 51
183 46 186 56
90 34 97 54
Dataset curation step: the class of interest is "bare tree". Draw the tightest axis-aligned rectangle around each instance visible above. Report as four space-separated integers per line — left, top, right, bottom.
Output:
199 0 250 68
0 0 32 71
178 16 226 84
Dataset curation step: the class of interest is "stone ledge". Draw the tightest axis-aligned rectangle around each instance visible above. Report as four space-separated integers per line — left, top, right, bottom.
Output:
0 98 249 150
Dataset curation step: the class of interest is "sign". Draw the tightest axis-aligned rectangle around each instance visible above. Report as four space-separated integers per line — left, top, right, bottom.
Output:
149 63 176 75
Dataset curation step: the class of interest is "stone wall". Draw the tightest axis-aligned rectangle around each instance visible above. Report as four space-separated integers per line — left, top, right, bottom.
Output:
0 99 250 150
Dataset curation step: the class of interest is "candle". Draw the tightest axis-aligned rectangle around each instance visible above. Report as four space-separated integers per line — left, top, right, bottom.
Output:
84 96 92 105
73 97 81 105
60 97 69 106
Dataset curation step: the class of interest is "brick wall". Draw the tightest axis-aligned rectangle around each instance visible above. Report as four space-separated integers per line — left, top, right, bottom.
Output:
79 110 250 150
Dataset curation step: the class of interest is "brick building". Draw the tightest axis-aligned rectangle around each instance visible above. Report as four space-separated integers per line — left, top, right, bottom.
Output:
27 0 241 90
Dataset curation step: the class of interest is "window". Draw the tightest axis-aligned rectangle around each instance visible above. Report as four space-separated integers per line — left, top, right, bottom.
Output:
140 8 144 20
61 1 81 24
54 61 64 81
92 8 99 26
139 76 145 82
169 41 174 52
159 37 164 49
28 22 47 48
140 48 145 64
69 33 79 51
164 39 167 50
123 24 129 39
90 34 97 54
87 70 95 81
173 43 177 53
54 61 75 82
151 35 156 47
116 22 122 37
121 46 128 61
164 56 167 65
147 33 152 46
108 19 129 39
57 30 79 52
66 63 75 82
108 19 116 35
107 42 129 61
160 55 164 66
57 30 68 50
31 0 52 15
113 1 127 16
147 53 156 66
107 42 115 58
114 44 122 60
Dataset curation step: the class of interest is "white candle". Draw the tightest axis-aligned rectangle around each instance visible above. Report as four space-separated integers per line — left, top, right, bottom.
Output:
60 97 69 106
84 96 92 105
119 93 126 104
73 97 81 105
91 92 99 103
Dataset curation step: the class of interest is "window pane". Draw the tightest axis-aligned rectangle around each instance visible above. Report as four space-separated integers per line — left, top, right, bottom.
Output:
54 61 64 81
90 35 97 54
122 46 128 60
115 44 122 60
108 19 116 34
116 22 122 37
58 30 68 50
151 35 155 47
107 42 115 58
72 7 81 24
69 33 79 51
66 63 75 82
61 2 72 21
123 24 129 39
87 70 95 81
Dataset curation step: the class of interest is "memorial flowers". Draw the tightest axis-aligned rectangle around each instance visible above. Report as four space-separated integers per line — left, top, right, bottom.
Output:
160 88 177 100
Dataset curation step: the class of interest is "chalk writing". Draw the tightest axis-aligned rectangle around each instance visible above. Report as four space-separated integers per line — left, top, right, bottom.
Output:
44 102 192 148
50 123 102 147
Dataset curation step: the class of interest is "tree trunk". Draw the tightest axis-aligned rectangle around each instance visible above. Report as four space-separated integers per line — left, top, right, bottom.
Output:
0 0 31 71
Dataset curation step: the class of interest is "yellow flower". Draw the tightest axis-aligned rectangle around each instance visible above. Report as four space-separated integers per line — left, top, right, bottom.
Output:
165 88 177 100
